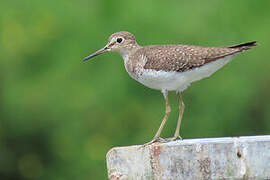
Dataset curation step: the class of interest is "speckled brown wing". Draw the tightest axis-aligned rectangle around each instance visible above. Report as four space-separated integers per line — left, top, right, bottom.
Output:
143 42 256 72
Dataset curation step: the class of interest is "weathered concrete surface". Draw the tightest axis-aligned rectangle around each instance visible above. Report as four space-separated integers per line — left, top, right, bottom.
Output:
106 135 270 180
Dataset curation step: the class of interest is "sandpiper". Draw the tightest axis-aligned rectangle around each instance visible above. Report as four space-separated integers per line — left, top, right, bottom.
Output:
83 31 256 144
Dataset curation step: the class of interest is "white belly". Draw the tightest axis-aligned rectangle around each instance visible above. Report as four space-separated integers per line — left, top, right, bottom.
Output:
135 56 233 92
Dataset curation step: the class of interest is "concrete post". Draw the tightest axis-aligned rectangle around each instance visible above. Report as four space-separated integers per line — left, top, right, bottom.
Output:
106 135 270 180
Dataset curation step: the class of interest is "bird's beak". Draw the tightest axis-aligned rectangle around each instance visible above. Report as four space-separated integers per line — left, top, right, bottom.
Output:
82 46 109 62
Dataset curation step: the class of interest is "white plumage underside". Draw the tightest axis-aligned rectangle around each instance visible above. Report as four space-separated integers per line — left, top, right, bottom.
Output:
134 55 233 92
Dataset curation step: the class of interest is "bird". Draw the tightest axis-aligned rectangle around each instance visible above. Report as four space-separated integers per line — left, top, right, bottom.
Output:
83 31 257 144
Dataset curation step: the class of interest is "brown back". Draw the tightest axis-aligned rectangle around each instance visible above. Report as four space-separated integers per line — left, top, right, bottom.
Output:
142 42 256 72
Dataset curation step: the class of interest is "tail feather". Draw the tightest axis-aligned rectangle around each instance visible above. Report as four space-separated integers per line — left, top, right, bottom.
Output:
228 41 257 50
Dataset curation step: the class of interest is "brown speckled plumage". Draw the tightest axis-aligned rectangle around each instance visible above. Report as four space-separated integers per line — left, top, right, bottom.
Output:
108 31 257 73
141 43 256 72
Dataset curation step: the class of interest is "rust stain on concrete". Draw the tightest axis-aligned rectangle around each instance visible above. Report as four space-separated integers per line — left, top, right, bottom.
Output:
150 144 162 179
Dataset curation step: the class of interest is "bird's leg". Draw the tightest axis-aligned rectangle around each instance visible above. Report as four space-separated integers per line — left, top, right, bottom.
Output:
165 92 184 141
153 90 171 140
174 92 184 139
142 90 171 146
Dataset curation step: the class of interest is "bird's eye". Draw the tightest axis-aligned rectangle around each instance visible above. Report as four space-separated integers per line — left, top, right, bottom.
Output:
117 38 123 43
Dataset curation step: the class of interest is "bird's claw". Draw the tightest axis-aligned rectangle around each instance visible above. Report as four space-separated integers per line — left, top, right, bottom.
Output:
164 135 182 142
140 137 166 148
139 136 183 149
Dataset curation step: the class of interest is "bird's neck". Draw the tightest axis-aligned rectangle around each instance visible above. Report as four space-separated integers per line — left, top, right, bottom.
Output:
119 44 141 62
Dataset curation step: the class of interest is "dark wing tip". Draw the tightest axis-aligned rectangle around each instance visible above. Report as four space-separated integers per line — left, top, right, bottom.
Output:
228 41 258 50
204 41 257 64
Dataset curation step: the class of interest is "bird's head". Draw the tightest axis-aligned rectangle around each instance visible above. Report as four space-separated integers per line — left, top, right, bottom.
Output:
82 31 138 62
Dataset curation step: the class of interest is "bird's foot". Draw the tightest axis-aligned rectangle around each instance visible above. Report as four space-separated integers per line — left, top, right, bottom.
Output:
140 137 166 148
140 136 182 149
164 135 183 142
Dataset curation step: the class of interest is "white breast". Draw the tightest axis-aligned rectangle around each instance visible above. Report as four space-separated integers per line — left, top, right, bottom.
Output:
135 55 233 92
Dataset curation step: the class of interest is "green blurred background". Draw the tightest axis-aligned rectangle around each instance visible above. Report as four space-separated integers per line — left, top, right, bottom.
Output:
0 0 269 179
